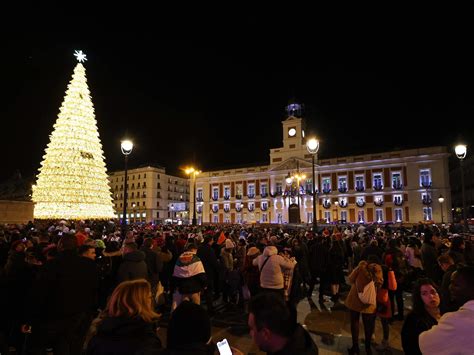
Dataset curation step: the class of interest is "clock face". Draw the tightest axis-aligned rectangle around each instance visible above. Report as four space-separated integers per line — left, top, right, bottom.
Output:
288 128 296 137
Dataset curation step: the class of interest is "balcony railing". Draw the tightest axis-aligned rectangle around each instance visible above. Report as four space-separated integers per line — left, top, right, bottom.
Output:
261 205 268 211
224 195 230 200
235 194 242 200
322 187 331 194
373 184 383 191
211 196 219 201
338 186 348 193
422 197 432 205
223 207 230 213
374 199 384 207
260 192 268 198
394 199 403 206
236 206 243 212
421 181 432 188
212 207 219 213
196 197 203 202
247 193 255 199
392 182 403 190
356 200 366 207
355 185 365 192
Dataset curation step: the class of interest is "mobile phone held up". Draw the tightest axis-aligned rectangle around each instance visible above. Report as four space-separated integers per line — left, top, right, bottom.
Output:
217 338 233 355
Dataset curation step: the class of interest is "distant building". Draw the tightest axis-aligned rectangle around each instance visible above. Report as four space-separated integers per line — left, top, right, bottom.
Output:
193 103 452 225
108 165 190 224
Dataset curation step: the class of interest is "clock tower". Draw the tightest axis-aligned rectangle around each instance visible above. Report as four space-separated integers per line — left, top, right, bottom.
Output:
269 101 309 166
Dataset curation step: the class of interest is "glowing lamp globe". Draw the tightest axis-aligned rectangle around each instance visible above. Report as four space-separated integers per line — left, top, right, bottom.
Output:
121 140 133 155
455 144 467 160
306 138 320 155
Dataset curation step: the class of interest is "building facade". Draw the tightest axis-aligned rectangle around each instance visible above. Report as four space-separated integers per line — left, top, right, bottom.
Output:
108 165 190 224
193 106 452 225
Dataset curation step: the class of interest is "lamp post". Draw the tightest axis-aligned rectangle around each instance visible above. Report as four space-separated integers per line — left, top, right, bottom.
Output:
438 195 445 224
306 137 320 231
455 144 469 232
185 167 201 226
121 139 133 238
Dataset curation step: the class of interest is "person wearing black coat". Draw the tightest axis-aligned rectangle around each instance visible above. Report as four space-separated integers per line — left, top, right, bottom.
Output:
401 279 440 355
197 236 220 314
24 235 99 355
86 279 162 355
140 238 163 295
307 237 329 302
87 316 162 355
117 242 148 283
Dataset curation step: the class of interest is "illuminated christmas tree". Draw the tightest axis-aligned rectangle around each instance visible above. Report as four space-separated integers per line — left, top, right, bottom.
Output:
32 50 115 220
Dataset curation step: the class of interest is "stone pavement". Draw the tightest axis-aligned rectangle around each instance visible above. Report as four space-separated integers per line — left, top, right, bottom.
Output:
157 290 411 354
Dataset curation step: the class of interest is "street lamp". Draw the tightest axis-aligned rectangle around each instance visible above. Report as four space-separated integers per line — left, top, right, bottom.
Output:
121 139 133 237
306 137 320 231
438 195 445 224
455 144 469 232
185 167 201 226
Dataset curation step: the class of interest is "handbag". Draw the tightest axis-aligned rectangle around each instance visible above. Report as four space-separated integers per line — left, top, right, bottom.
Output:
358 280 376 306
388 270 397 291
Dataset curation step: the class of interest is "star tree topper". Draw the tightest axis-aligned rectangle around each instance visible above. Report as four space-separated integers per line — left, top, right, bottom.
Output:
74 50 87 63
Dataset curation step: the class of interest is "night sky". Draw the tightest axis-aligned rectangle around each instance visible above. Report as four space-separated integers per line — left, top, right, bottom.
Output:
2 19 474 182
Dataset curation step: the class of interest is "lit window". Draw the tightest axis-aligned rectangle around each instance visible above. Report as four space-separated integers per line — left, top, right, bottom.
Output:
322 178 331 192
248 184 255 196
373 174 383 189
423 207 433 221
376 209 384 223
420 169 431 187
355 175 364 190
324 211 331 223
395 208 403 222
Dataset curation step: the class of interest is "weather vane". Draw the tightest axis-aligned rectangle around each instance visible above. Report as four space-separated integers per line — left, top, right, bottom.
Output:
74 50 87 63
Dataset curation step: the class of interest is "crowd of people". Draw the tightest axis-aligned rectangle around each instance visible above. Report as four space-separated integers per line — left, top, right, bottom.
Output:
0 219 473 354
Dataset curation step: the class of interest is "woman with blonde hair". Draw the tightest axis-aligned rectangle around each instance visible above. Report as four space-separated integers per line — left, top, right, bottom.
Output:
86 279 162 354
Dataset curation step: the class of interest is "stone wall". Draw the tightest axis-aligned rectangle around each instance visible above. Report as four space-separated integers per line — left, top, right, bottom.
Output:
0 200 34 224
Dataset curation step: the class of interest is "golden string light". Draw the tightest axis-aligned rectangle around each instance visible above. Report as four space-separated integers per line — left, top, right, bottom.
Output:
32 58 115 220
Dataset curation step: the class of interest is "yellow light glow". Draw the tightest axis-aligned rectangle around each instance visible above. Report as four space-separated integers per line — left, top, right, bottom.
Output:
32 62 115 220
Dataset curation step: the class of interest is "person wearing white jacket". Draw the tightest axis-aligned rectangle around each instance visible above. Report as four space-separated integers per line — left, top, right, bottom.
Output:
419 266 474 355
253 245 295 299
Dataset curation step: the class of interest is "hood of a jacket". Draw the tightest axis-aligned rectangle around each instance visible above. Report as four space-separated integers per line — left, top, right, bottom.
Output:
263 246 278 257
123 250 145 262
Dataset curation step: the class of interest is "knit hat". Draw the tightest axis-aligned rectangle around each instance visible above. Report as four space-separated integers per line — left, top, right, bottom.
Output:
247 246 260 256
167 301 211 348
225 239 235 249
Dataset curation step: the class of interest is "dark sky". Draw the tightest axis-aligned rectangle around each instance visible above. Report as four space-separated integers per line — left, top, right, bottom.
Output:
2 16 474 182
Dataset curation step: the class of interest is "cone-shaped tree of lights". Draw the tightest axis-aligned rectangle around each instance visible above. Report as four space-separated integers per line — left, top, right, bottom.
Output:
32 50 115 220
